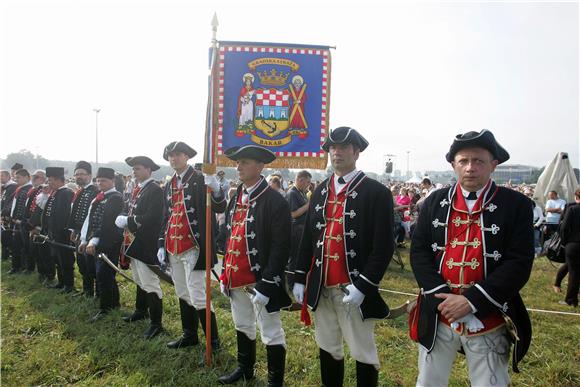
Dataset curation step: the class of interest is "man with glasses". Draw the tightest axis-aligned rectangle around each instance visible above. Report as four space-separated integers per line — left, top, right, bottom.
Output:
68 161 99 297
79 167 124 321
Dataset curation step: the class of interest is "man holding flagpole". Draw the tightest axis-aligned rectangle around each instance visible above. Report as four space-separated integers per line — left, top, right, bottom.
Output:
158 141 225 350
79 167 124 321
218 145 292 387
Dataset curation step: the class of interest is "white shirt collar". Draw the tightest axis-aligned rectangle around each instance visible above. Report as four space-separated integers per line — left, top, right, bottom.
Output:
243 176 264 195
138 177 154 188
177 166 191 180
460 184 487 200
334 169 358 190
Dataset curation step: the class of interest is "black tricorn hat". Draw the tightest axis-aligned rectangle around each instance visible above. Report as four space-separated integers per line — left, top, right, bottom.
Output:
96 167 115 180
321 127 369 152
11 163 23 170
445 129 510 164
45 167 65 178
224 145 276 164
125 156 160 171
74 160 92 174
163 141 197 161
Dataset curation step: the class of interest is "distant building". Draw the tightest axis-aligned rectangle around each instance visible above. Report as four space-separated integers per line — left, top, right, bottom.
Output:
492 164 539 184
422 164 539 185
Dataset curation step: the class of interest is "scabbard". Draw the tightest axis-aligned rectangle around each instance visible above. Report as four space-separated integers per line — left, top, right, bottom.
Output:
98 253 136 284
145 263 174 286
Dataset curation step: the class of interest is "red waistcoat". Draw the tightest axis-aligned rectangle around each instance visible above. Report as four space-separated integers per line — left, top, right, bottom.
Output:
440 184 504 335
165 177 196 255
323 179 350 287
222 194 256 289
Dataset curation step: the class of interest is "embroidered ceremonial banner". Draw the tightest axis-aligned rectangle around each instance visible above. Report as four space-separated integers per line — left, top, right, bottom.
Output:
205 41 331 170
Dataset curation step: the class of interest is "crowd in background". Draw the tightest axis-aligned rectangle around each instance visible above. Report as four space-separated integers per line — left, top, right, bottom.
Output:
2 163 578 309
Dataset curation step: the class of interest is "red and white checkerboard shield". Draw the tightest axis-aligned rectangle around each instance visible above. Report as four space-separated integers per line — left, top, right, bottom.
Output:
254 88 290 137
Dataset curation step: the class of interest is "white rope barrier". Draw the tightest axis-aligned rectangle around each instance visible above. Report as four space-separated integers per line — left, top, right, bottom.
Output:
378 287 580 317
282 270 579 317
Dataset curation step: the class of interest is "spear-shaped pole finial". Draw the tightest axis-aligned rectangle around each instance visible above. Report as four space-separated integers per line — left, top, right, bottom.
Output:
211 12 219 47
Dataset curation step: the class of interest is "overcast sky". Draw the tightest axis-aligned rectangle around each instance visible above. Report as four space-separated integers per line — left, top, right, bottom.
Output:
1 0 578 174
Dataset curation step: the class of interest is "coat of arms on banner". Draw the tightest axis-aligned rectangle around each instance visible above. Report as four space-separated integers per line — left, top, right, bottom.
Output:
214 43 331 169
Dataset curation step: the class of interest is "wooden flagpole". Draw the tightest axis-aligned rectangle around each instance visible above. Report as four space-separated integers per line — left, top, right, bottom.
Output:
204 12 219 368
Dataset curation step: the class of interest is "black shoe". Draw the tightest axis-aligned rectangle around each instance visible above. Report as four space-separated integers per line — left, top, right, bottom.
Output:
356 361 378 387
167 332 199 348
89 309 108 323
7 268 22 274
49 282 65 289
124 287 149 322
122 310 149 323
266 345 286 387
218 331 256 384
320 348 344 387
143 324 163 340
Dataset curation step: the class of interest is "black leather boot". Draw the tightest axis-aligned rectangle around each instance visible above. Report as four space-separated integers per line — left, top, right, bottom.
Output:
143 292 163 339
217 330 256 384
167 299 199 348
320 348 344 387
91 288 113 322
356 361 378 387
266 344 286 387
111 281 120 308
123 287 149 322
197 308 220 350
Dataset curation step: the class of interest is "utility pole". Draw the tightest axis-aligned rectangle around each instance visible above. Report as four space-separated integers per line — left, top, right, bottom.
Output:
93 108 101 166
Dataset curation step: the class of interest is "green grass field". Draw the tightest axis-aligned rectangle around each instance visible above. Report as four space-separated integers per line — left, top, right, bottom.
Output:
1 253 579 386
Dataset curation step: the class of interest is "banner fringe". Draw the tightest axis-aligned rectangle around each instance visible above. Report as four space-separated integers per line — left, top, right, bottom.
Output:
216 155 327 170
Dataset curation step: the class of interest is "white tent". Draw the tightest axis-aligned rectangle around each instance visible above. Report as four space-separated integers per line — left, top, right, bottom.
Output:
406 176 422 184
533 152 578 208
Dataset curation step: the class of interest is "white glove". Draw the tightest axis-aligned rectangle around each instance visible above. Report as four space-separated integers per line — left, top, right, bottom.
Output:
251 289 269 306
293 283 305 304
204 174 220 193
450 313 485 333
342 284 365 307
465 315 484 333
36 193 49 210
157 247 166 265
115 215 128 229
220 282 227 295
